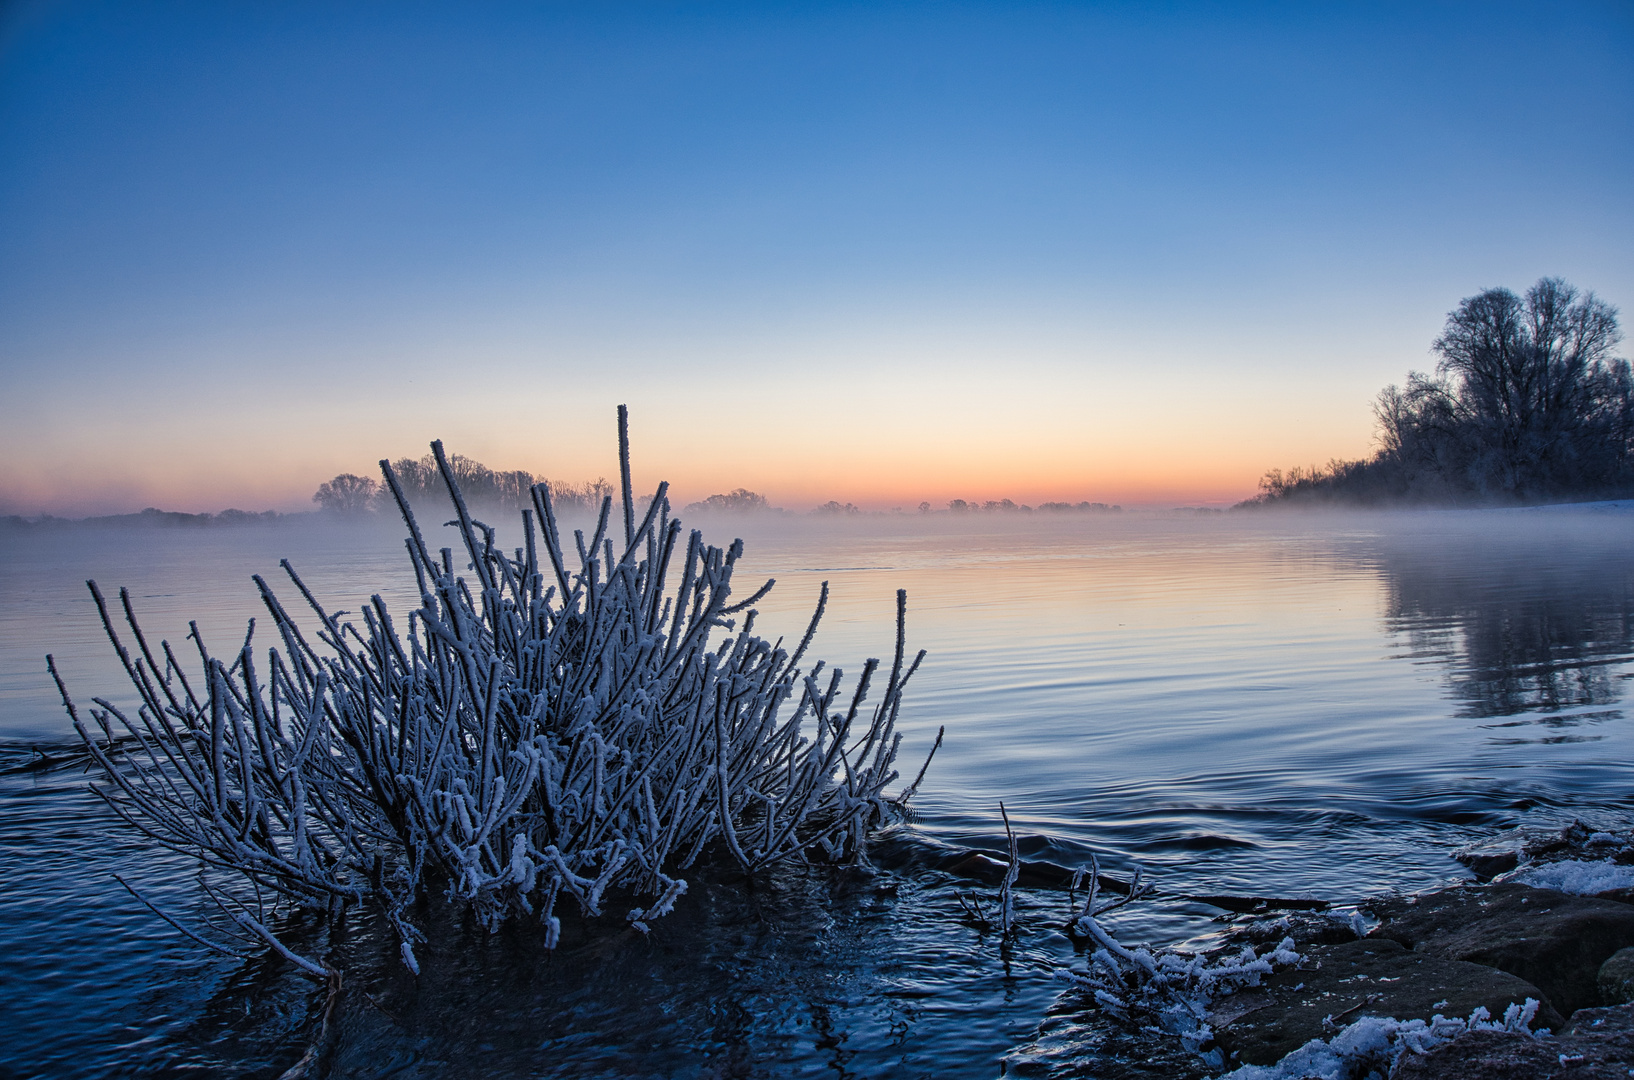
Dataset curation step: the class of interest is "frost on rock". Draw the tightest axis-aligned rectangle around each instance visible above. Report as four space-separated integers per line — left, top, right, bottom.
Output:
1220 999 1544 1080
1501 858 1634 896
54 411 935 976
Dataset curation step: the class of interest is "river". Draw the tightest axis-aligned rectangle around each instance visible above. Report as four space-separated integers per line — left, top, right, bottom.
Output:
3 507 1631 1077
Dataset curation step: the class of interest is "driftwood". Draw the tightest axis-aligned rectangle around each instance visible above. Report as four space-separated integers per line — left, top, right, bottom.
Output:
52 407 934 973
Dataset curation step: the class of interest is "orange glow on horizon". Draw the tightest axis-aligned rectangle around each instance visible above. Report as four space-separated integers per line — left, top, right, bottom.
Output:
0 350 1381 518
0 437 1343 518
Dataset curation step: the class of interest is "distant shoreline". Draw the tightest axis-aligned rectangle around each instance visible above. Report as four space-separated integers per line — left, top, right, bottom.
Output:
0 507 305 530
7 496 1634 532
1496 498 1634 514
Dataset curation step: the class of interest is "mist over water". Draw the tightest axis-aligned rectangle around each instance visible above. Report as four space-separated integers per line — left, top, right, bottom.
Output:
3 509 1633 1077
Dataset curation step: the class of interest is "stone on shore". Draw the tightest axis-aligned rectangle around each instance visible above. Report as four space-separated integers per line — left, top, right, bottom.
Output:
1389 1003 1634 1079
1366 882 1634 1015
1600 947 1634 1006
1454 821 1634 883
1454 834 1527 880
1209 937 1561 1068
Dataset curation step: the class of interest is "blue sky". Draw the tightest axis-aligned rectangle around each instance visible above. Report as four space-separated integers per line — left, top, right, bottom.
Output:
1 1 1630 513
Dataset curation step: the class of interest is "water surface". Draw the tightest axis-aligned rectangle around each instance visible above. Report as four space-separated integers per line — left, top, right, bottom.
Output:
3 509 1631 1077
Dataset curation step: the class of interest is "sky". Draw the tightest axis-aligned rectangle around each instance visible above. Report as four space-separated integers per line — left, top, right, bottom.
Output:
0 0 1630 515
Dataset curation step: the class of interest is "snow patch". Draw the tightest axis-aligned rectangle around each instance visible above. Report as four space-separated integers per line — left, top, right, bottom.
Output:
1503 858 1634 895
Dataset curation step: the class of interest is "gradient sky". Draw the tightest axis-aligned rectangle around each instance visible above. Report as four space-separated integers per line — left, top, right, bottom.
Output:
1 0 1630 514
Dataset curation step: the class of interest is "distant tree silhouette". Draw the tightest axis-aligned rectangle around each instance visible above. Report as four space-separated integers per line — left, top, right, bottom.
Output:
1038 501 1122 512
313 473 379 514
215 508 279 524
1251 278 1630 506
942 497 1120 513
683 488 774 514
375 453 612 515
543 477 616 514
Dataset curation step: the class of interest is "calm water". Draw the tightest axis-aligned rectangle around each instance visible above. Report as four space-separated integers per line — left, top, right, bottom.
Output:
3 509 1633 1078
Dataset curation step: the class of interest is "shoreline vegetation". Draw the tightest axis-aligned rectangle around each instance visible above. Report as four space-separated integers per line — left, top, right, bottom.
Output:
1244 278 1632 511
56 407 938 982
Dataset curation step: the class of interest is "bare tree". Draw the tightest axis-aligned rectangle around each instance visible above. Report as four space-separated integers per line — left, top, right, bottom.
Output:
1251 278 1629 508
1431 277 1625 497
312 473 378 514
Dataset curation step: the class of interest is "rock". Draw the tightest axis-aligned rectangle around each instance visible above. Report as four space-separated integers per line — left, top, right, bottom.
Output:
1223 911 1363 950
1389 1029 1582 1078
1525 819 1596 859
1567 1003 1634 1049
1390 1002 1634 1079
936 851 1327 912
1454 835 1525 880
1210 937 1561 1068
1367 882 1634 1015
1601 947 1634 1005
1455 822 1634 881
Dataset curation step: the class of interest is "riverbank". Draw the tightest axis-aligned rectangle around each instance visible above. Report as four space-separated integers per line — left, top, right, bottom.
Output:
1497 499 1634 515
1200 821 1634 1077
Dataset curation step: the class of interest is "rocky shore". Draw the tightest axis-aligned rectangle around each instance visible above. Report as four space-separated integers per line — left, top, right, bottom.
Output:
1205 821 1634 1078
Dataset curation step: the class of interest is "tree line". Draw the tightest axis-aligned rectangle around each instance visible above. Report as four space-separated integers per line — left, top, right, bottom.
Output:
946 499 1122 514
1250 278 1630 507
315 461 1126 518
313 453 614 515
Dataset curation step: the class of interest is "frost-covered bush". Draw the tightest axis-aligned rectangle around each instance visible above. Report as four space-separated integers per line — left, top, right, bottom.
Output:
54 415 931 973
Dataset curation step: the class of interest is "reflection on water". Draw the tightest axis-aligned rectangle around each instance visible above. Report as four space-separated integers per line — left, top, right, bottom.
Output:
1377 522 1634 724
3 510 1634 1078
